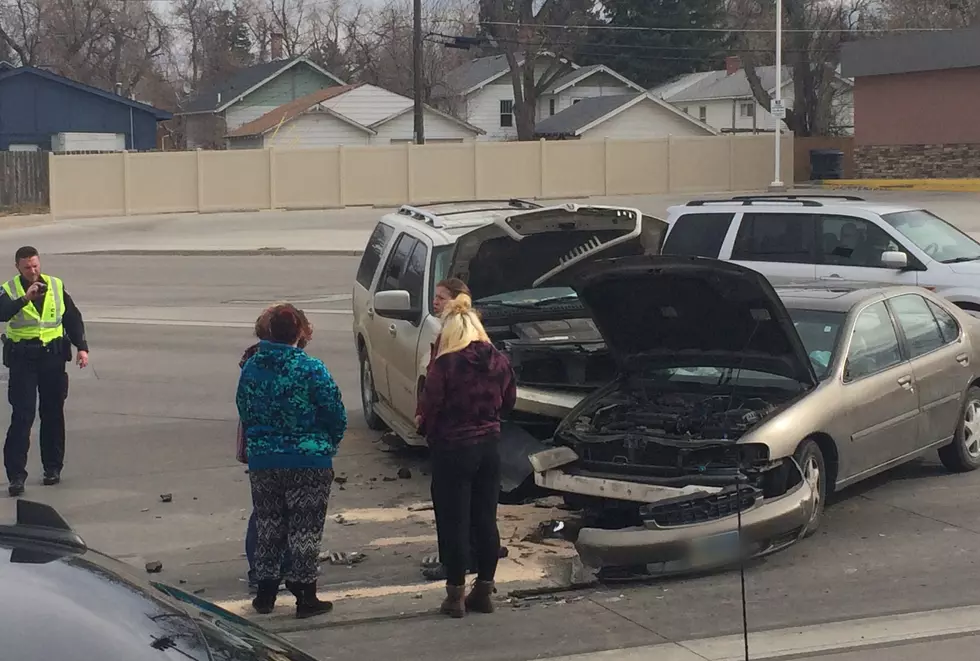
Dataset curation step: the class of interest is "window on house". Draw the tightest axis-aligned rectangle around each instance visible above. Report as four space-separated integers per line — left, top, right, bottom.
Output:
740 102 755 118
549 98 556 116
572 99 582 105
699 106 707 122
500 100 514 128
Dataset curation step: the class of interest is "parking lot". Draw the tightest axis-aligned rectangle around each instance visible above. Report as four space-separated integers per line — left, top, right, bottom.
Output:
4 189 980 660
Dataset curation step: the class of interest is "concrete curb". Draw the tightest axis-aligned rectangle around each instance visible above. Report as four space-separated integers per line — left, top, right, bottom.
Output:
538 604 980 661
814 179 980 192
54 249 365 257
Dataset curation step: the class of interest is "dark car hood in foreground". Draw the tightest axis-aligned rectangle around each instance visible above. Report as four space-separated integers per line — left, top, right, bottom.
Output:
571 256 819 386
0 537 316 661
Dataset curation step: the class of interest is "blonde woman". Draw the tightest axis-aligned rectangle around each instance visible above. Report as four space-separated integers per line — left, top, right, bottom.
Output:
417 293 516 618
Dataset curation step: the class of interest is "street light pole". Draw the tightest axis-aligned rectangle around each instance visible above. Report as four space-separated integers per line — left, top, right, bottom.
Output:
770 0 784 189
413 0 425 145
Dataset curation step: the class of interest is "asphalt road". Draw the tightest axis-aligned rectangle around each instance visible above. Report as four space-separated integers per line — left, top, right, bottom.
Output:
3 205 980 659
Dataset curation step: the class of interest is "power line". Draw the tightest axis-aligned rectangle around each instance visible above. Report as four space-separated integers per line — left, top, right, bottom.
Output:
480 20 954 34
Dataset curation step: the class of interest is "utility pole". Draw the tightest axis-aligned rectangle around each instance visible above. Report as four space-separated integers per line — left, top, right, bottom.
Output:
413 0 425 145
769 0 785 190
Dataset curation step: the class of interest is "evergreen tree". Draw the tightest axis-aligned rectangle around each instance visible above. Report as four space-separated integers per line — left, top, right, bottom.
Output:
579 0 732 88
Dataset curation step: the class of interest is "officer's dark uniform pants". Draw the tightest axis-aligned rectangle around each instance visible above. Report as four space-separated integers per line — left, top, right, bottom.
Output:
3 350 68 482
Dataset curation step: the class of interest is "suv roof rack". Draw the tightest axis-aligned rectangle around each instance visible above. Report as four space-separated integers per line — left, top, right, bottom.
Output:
424 198 541 210
731 194 866 202
397 205 444 227
397 198 543 228
686 198 825 208
0 499 87 551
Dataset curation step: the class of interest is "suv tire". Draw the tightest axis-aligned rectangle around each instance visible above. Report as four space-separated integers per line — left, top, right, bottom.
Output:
359 352 387 431
939 385 980 473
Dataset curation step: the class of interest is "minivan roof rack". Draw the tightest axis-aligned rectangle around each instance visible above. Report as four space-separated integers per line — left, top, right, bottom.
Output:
686 198 824 207
731 194 866 202
0 500 87 551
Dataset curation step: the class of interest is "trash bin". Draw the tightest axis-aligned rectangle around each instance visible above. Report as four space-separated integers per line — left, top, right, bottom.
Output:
809 149 844 180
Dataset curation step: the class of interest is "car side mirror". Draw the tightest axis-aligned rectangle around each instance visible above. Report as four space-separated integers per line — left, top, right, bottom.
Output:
374 290 419 322
881 251 908 269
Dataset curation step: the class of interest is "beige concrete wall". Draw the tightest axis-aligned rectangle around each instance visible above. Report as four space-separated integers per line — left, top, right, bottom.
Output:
48 134 795 219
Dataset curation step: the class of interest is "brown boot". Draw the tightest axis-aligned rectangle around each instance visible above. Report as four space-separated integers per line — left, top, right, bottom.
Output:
465 580 495 614
440 585 466 618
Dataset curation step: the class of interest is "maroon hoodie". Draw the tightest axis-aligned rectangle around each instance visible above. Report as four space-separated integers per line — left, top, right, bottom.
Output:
418 341 517 448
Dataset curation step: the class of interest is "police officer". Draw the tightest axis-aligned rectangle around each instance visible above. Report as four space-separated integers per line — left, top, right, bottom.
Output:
1 246 88 497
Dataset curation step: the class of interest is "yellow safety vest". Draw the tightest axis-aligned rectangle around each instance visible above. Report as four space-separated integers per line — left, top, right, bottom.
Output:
1 274 66 344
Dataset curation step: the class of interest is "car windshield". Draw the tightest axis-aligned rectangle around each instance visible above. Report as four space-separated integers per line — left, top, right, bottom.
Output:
475 286 581 310
882 210 980 263
631 307 845 385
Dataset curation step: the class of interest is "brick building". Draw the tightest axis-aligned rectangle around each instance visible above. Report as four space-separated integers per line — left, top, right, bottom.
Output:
841 26 980 178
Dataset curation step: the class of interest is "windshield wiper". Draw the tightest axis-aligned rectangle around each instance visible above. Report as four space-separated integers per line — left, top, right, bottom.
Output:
941 256 980 264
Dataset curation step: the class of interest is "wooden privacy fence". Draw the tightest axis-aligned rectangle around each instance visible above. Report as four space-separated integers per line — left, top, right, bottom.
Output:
48 134 794 219
1 151 49 210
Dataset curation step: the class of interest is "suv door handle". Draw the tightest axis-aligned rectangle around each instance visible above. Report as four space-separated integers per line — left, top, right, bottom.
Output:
367 307 375 319
388 324 397 337
897 375 914 390
957 353 970 366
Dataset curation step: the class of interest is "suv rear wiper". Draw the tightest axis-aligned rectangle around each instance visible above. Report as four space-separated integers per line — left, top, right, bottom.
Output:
941 256 980 264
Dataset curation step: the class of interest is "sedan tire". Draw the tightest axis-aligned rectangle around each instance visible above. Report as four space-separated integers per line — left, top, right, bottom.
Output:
796 439 827 538
359 352 387 431
938 385 980 473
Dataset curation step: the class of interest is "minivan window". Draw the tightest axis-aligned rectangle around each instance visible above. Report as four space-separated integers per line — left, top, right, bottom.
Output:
356 223 395 289
882 210 980 264
731 213 815 263
817 215 903 268
662 213 734 258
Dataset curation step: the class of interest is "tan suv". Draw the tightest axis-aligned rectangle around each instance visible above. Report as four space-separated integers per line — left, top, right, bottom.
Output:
350 200 666 488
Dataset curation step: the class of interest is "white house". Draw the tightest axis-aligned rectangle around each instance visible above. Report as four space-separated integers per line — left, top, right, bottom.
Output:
177 57 346 149
534 92 718 140
434 55 644 140
225 83 484 148
654 57 854 135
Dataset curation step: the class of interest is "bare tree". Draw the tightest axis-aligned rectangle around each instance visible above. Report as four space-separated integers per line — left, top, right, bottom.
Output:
731 0 869 136
0 0 42 65
878 0 978 29
478 0 595 140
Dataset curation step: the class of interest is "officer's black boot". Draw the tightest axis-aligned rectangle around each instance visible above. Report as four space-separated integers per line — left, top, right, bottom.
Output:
43 471 61 486
7 478 25 497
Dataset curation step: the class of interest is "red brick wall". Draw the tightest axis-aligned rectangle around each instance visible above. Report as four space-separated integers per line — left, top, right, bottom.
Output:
854 67 980 146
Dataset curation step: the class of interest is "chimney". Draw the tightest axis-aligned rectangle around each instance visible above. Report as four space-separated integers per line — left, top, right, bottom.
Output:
115 82 123 95
271 32 283 60
725 56 741 75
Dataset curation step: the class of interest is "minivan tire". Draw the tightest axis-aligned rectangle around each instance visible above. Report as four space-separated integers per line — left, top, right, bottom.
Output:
938 385 980 473
359 352 387 431
796 439 827 538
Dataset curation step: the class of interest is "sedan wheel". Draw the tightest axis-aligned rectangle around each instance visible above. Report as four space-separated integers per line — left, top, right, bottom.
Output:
795 439 827 538
939 386 980 473
360 353 387 431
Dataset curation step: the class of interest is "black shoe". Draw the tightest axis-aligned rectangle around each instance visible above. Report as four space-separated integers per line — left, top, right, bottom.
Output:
7 478 25 497
251 579 279 614
43 471 61 486
286 581 333 619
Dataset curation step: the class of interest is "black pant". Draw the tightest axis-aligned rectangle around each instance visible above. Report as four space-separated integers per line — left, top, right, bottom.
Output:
4 356 68 482
431 436 501 587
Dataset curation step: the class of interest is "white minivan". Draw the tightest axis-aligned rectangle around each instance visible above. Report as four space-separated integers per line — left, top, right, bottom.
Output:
663 195 980 315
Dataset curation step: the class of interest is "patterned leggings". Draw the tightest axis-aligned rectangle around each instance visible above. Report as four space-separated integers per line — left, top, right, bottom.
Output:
249 467 334 584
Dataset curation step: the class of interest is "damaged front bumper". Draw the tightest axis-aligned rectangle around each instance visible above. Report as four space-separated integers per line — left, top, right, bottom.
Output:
530 447 815 572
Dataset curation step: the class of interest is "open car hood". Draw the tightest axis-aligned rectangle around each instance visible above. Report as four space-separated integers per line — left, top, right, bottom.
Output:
571 256 818 386
449 204 667 298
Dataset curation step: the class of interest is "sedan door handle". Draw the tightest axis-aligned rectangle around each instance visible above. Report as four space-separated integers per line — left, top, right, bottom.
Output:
897 375 914 390
957 353 970 366
388 324 397 337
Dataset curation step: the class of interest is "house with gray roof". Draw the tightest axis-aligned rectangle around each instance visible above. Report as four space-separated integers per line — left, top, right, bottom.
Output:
176 57 345 149
660 57 853 135
534 92 717 140
434 55 644 140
